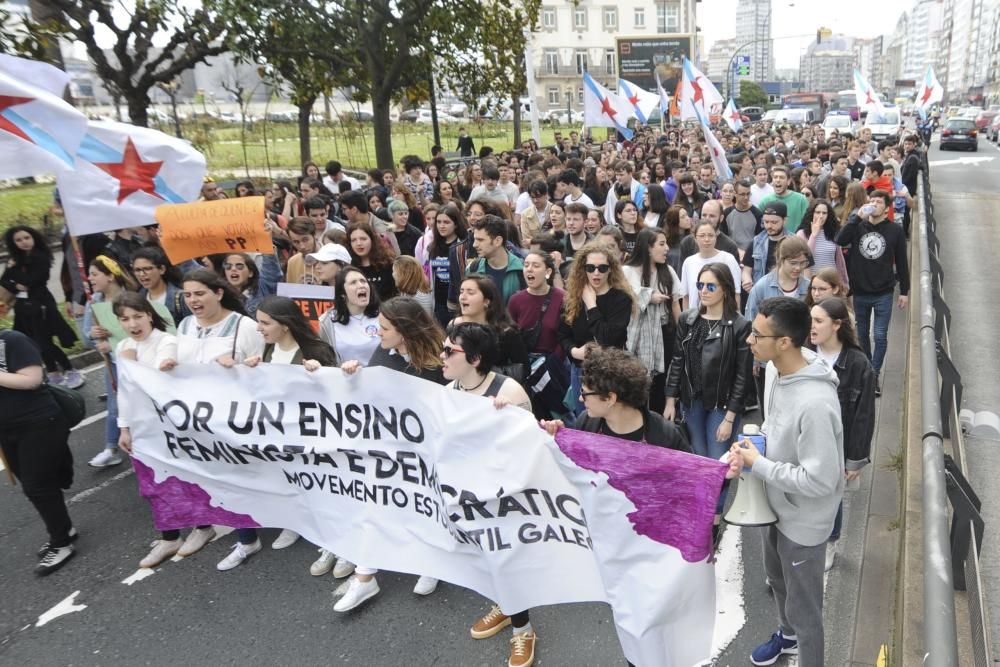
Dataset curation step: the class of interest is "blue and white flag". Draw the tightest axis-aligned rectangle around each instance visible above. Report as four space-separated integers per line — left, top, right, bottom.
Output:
583 72 635 139
618 78 660 125
723 98 743 133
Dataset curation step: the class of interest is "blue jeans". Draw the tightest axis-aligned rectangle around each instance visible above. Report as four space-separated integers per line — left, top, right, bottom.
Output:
568 363 585 417
829 501 843 542
684 398 740 513
105 363 120 450
853 291 894 373
237 528 258 545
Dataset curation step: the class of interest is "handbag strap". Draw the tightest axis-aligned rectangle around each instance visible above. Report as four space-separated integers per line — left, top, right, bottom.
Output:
522 290 553 351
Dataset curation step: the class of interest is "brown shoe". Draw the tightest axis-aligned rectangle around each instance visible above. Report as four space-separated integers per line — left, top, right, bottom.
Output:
508 631 537 667
470 605 511 639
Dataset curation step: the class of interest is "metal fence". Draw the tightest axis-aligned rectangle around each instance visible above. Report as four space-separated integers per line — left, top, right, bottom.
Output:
918 160 992 666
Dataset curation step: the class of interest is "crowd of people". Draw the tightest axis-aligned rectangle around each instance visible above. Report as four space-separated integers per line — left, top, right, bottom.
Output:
0 118 919 666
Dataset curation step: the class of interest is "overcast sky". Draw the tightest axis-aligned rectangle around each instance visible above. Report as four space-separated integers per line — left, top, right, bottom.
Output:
699 0 909 70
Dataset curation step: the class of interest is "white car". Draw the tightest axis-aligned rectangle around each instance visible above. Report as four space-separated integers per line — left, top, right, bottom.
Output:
821 114 854 133
547 109 584 125
864 107 903 140
773 108 816 126
415 109 457 123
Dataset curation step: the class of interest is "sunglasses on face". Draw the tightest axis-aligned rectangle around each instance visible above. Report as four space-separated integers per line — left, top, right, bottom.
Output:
696 282 719 292
224 263 248 271
442 345 465 357
584 264 610 274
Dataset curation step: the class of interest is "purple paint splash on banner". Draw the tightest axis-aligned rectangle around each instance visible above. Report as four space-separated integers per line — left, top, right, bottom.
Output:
133 458 260 531
555 429 728 562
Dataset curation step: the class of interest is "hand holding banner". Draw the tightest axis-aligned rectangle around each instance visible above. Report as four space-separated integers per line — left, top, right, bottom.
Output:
156 197 271 264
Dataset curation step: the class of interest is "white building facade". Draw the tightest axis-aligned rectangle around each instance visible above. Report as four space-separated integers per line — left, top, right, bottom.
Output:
734 0 773 83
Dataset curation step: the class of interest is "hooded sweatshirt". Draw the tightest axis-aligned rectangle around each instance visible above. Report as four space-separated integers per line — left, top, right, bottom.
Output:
751 356 844 547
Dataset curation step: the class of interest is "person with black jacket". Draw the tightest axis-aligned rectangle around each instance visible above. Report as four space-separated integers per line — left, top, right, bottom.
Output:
809 296 876 571
899 134 921 238
664 262 752 524
834 189 908 395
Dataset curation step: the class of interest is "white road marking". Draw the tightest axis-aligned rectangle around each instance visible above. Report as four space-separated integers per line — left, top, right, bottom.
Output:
71 410 108 431
35 591 87 627
706 528 746 663
928 155 995 167
68 468 133 504
81 363 106 375
121 569 156 586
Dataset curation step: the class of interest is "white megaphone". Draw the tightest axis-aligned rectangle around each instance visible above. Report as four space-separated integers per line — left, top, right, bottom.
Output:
724 424 778 527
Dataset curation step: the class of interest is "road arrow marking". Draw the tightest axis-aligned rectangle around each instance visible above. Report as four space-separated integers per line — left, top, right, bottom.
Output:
928 156 995 167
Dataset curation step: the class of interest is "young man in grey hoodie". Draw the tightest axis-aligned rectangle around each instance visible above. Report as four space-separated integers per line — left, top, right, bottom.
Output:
729 296 844 667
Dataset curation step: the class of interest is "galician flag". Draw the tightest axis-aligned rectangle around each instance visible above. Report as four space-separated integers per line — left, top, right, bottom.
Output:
583 72 635 139
723 98 743 133
915 65 943 110
701 122 733 181
853 68 887 120
655 70 671 115
618 78 659 125
0 54 88 179
57 120 207 236
679 57 724 123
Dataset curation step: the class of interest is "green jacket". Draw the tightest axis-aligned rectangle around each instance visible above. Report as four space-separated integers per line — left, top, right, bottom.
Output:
469 252 526 306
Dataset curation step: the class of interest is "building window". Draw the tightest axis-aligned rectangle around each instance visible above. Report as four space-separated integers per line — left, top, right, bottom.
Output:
578 87 584 104
575 50 588 75
544 49 559 75
542 7 556 30
574 7 587 30
657 4 679 32
548 87 561 105
634 7 646 28
603 7 617 29
605 49 615 74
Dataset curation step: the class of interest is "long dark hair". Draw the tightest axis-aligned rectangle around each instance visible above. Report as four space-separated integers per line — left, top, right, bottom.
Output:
333 265 380 324
674 173 706 209
645 183 670 215
697 263 738 319
111 291 169 332
460 274 515 333
626 228 674 296
346 221 394 270
182 268 249 316
813 296 861 350
3 225 52 268
222 252 260 294
132 245 182 287
379 296 444 370
430 203 468 257
798 199 838 240
256 295 337 366
662 204 688 247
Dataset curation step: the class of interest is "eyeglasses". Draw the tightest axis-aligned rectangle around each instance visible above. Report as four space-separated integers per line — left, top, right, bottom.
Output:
442 345 465 357
223 263 248 271
696 282 719 293
750 330 782 343
785 259 811 269
580 389 601 399
584 264 610 274
132 266 157 275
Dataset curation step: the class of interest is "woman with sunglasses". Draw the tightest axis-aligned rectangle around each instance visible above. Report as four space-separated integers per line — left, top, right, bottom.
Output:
808 296 875 570
132 246 189 326
664 263 751 532
334 297 450 610
558 242 634 416
222 247 283 319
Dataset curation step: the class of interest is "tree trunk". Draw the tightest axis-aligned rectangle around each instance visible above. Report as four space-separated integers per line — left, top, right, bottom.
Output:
297 101 313 165
127 93 150 127
372 92 394 170
512 93 522 149
29 0 73 105
169 93 183 139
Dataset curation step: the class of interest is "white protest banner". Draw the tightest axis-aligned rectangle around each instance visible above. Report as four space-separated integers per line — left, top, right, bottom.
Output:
119 361 727 666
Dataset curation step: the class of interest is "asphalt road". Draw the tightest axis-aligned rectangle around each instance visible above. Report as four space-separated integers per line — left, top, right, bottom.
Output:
927 134 1000 654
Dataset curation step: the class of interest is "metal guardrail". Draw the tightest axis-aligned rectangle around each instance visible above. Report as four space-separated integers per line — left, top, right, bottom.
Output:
918 158 992 666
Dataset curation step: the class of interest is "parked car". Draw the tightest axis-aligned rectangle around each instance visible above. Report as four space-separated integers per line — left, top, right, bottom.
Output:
988 114 1000 143
773 108 816 126
939 118 979 151
415 109 457 123
398 109 419 122
821 113 854 133
974 108 998 130
547 109 585 125
762 109 781 123
741 106 764 121
340 110 374 122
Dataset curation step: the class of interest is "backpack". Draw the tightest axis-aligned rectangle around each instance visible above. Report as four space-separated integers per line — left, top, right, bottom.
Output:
48 382 86 428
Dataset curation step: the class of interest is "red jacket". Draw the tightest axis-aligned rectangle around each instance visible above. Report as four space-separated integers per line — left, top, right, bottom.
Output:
860 174 895 220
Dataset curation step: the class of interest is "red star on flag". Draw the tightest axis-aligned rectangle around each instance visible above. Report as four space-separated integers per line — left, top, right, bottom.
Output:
94 137 164 204
729 109 741 121
0 95 36 143
920 86 934 104
865 89 875 105
600 96 618 119
712 145 720 157
691 77 705 105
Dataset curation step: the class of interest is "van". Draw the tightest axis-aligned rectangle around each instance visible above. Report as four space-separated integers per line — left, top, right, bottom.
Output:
864 106 903 140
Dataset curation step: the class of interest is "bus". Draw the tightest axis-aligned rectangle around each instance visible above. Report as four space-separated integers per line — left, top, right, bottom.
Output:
781 93 828 120
833 90 860 121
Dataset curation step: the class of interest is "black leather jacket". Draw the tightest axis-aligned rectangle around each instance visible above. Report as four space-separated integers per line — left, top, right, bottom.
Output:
831 345 877 468
664 308 753 413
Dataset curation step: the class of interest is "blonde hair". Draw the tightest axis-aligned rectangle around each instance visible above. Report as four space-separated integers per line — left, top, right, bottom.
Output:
841 182 868 226
563 242 635 323
392 255 430 295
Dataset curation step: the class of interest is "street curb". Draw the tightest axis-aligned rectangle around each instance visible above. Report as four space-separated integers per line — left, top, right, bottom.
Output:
70 349 103 369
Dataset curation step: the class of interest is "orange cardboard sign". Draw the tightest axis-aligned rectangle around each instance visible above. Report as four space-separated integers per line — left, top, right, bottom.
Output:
155 197 270 264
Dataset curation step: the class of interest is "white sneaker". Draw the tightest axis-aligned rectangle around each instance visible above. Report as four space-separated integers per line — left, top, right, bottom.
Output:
413 575 439 596
139 538 183 568
271 529 300 550
332 558 356 579
310 549 335 576
177 527 216 557
88 448 123 468
825 542 837 572
63 370 85 389
333 576 380 612
217 540 262 571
